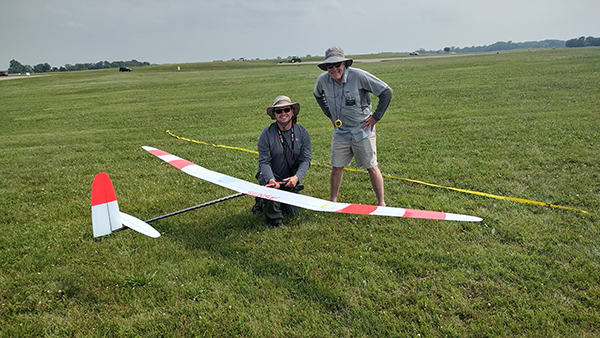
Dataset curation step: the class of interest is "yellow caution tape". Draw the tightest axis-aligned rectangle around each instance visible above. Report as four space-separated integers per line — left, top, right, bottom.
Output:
166 130 588 214
167 130 258 155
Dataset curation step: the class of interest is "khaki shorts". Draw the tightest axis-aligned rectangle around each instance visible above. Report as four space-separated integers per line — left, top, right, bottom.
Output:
331 131 378 169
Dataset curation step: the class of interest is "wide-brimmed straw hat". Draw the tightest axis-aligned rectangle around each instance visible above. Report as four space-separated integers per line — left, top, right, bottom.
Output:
266 95 300 120
317 46 353 71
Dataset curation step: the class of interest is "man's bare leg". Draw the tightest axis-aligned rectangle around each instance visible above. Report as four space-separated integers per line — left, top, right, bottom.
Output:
330 166 344 202
367 166 385 206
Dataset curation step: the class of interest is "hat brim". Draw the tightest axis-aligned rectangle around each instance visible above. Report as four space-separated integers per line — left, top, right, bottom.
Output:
267 102 300 119
318 58 353 71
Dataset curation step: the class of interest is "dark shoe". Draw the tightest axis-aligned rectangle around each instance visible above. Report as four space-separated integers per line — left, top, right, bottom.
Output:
252 198 263 214
271 221 285 227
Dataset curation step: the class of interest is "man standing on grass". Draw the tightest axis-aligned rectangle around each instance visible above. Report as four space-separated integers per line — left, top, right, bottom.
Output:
313 46 393 206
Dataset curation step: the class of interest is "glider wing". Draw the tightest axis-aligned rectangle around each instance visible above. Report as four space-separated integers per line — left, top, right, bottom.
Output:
143 146 482 222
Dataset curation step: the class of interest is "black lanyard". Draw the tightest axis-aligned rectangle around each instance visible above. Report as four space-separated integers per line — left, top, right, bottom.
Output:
277 125 294 160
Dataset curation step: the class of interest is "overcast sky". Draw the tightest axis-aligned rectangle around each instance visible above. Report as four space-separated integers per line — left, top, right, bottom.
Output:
1 0 598 68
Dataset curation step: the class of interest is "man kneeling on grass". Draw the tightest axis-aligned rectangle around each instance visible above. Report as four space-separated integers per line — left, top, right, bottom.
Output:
253 95 312 227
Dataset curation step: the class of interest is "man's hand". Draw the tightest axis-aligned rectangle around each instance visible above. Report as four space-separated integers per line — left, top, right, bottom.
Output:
361 115 378 132
284 175 299 188
266 176 298 189
266 178 281 189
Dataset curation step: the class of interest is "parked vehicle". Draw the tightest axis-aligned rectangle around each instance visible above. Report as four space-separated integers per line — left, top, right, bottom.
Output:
0 72 8 76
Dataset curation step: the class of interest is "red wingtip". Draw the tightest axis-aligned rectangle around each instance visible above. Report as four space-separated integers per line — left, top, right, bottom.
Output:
147 148 170 157
402 209 447 220
91 172 117 206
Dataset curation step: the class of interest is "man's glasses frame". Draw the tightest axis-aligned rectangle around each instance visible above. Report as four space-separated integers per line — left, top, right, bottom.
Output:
326 62 343 70
274 107 292 114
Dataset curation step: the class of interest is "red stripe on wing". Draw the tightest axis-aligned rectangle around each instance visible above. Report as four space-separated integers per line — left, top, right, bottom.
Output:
335 204 378 214
147 149 171 157
403 209 447 220
169 159 195 170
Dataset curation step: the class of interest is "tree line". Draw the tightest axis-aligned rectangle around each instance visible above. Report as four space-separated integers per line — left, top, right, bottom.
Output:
7 59 150 74
428 36 599 54
6 36 597 73
565 36 600 48
438 39 566 54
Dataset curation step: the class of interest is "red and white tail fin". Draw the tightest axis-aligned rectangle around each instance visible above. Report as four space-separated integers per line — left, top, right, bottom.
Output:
91 173 160 238
91 172 123 237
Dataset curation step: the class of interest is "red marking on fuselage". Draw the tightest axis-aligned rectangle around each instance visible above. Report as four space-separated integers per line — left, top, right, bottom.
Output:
335 204 378 214
247 191 279 201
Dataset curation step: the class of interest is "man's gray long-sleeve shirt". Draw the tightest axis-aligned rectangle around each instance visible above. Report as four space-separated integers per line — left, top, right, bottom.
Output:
257 123 312 183
314 67 392 142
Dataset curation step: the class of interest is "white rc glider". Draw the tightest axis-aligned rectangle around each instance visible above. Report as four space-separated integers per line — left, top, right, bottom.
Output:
91 146 482 238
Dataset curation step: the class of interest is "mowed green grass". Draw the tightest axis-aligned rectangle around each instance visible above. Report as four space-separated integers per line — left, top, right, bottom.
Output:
1 48 599 337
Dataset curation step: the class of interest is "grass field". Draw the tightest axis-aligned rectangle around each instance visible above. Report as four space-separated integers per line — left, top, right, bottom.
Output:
1 48 599 337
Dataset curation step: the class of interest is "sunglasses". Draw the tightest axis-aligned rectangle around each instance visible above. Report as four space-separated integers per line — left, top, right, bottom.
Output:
274 107 292 114
326 62 343 69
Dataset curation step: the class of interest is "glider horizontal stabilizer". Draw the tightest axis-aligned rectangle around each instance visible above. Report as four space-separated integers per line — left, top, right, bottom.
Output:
143 146 482 222
91 172 161 238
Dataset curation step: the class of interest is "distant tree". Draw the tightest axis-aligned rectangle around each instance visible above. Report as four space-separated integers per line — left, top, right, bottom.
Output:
585 36 600 47
68 63 86 71
444 47 450 53
565 36 600 48
8 59 28 74
33 63 52 73
566 36 586 48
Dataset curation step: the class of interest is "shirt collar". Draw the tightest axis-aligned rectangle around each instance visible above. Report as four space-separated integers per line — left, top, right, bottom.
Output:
341 67 349 84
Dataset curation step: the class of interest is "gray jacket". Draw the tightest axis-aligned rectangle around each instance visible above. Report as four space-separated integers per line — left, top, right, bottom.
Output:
257 123 312 183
